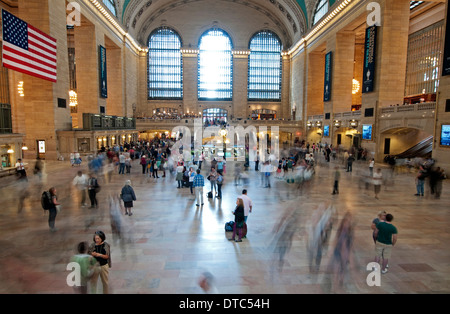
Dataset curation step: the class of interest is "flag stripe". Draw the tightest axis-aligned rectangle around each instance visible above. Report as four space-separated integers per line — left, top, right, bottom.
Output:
28 24 57 47
29 40 57 60
3 60 57 82
3 42 56 67
28 33 57 54
3 51 57 75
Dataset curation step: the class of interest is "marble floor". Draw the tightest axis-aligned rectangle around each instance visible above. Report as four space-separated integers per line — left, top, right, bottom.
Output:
0 155 449 295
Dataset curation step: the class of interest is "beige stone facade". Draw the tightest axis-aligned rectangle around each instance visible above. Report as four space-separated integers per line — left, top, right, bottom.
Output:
0 0 448 170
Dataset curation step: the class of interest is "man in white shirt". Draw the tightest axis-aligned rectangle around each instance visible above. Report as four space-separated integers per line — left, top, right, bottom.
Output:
15 158 27 180
73 170 88 206
239 189 253 222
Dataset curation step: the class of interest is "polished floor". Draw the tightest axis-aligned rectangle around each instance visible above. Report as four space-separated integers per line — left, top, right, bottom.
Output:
0 154 449 294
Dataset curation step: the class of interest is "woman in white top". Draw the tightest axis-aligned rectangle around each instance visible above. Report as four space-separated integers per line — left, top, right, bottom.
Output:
373 168 383 199
369 158 375 176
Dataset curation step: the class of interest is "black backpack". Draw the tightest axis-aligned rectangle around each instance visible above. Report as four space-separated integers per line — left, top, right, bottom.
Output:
41 191 52 210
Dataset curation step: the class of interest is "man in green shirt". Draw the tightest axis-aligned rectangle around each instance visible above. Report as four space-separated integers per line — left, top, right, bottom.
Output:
374 213 398 274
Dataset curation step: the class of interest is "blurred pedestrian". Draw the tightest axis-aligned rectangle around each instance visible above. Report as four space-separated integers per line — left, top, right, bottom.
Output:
70 241 97 294
369 158 374 176
15 158 27 181
48 187 60 232
73 170 88 207
373 168 383 199
216 172 223 199
373 213 398 274
88 231 111 294
332 166 340 195
415 165 427 196
193 169 204 206
326 211 355 292
434 167 446 198
120 180 136 216
228 198 245 242
239 189 253 224
346 154 355 172
198 271 218 294
88 173 99 208
371 210 386 244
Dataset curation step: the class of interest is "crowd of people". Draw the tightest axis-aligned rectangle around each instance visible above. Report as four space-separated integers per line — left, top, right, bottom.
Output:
7 136 447 294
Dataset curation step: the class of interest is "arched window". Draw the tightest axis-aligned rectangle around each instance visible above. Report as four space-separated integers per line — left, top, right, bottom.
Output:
198 29 233 100
313 0 328 25
148 27 183 100
102 0 117 16
248 30 282 101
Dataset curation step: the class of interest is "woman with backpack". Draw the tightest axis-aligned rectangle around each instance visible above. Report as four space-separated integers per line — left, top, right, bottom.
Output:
47 187 60 232
120 180 136 216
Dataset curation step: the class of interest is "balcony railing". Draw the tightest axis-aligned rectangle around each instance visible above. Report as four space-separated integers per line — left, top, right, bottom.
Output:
380 102 436 114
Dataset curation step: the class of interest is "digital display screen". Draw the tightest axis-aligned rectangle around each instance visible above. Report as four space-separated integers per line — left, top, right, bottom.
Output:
440 125 450 146
362 124 372 140
324 125 330 137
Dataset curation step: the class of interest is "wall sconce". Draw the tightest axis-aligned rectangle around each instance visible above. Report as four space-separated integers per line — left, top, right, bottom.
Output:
350 119 358 128
307 121 312 127
18 81 24 97
316 121 322 127
21 144 28 151
334 120 341 127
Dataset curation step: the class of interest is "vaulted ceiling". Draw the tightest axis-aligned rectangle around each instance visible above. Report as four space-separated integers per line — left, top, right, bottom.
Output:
114 0 324 48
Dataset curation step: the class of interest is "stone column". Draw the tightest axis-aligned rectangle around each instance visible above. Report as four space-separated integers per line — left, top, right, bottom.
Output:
74 17 98 126
18 0 70 160
361 0 411 161
105 36 123 117
232 51 249 119
182 50 199 115
330 31 356 113
281 54 291 120
306 50 325 116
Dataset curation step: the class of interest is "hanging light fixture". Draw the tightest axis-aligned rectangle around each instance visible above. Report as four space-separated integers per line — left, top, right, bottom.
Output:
69 90 78 107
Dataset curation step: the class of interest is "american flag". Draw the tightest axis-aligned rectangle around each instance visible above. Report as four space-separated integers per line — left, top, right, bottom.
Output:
2 10 57 83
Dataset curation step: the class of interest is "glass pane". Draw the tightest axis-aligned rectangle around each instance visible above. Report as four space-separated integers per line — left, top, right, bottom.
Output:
198 29 233 100
248 31 282 101
148 28 183 99
405 21 443 96
313 0 328 25
102 0 117 16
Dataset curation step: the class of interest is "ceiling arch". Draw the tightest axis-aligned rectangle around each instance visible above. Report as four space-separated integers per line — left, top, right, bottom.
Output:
120 0 310 49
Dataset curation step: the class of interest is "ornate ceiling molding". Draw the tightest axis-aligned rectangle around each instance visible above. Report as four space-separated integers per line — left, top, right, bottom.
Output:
135 0 299 48
122 0 308 48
